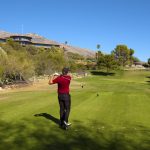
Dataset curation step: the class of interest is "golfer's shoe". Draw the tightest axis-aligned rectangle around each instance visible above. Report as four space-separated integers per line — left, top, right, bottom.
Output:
64 121 72 126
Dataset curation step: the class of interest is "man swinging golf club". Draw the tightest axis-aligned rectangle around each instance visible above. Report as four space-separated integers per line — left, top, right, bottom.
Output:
49 67 71 128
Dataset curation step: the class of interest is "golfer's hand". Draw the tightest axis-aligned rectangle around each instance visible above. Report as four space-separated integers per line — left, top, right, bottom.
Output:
53 73 59 76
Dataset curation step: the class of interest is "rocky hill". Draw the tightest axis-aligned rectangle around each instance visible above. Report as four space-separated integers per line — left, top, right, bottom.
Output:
0 30 12 38
0 30 95 57
61 44 95 58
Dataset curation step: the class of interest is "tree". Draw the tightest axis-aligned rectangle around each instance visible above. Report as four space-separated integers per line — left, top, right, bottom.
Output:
0 47 8 83
65 41 68 45
96 51 103 60
2 50 34 83
129 48 135 66
0 42 35 84
97 44 100 50
97 54 117 72
34 47 66 75
66 52 84 60
0 40 90 85
112 45 130 66
148 58 150 66
133 56 140 63
96 44 101 60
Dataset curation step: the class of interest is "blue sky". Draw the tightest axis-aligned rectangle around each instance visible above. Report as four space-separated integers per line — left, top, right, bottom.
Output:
0 0 150 61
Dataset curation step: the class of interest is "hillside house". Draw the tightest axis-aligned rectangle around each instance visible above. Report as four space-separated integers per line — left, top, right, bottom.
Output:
0 34 60 48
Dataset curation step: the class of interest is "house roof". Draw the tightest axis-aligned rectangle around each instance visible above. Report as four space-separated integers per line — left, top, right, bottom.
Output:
10 35 32 39
134 61 146 65
26 33 60 45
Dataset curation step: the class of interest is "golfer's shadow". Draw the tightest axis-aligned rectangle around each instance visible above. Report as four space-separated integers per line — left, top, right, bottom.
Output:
34 113 60 125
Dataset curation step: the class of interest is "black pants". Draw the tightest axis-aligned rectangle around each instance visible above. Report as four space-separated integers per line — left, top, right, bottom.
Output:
58 93 71 124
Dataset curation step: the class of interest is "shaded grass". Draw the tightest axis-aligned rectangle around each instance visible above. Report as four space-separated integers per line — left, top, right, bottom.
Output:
90 71 115 76
0 119 150 150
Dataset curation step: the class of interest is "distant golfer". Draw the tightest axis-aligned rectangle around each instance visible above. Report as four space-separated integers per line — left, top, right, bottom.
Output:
49 67 71 127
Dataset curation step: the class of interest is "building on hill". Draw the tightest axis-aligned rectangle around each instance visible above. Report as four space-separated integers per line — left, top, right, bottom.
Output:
133 61 145 66
26 33 60 48
10 35 32 45
0 30 95 57
0 33 60 48
125 61 146 70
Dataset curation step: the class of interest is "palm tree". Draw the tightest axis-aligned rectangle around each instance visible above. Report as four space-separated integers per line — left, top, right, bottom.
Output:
97 44 100 50
148 58 150 66
96 44 101 60
65 41 68 45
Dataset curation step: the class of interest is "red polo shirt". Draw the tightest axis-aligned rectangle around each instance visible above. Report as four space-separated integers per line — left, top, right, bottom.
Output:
52 75 71 94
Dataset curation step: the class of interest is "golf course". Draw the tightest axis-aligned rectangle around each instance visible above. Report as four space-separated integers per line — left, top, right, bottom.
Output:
0 70 150 150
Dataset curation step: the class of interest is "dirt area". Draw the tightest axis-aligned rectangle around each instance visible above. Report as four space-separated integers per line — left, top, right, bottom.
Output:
0 78 82 93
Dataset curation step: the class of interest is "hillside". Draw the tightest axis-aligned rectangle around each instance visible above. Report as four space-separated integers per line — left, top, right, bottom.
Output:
61 44 95 57
0 30 12 38
0 30 95 57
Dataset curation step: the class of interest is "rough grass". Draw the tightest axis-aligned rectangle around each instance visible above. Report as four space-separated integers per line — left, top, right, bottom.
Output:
0 70 150 150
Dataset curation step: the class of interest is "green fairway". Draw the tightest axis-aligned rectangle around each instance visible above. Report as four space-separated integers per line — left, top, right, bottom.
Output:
0 70 150 150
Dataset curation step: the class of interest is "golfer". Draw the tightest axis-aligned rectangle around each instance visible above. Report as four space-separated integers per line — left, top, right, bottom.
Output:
49 67 71 127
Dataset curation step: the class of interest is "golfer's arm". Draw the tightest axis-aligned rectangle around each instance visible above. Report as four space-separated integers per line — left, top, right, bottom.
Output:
48 75 56 85
48 76 54 85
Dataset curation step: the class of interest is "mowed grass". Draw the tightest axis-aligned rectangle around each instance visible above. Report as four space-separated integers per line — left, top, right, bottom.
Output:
0 70 150 150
